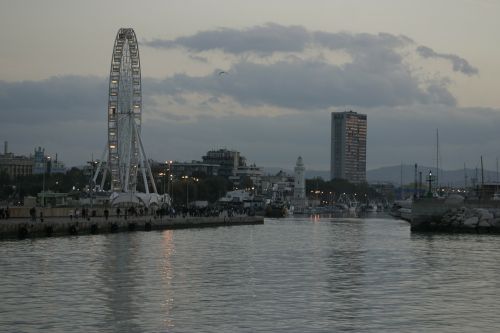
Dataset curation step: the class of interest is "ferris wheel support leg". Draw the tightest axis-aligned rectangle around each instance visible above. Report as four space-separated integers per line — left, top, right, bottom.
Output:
134 121 158 194
133 123 150 194
92 143 108 185
123 120 134 193
101 167 108 190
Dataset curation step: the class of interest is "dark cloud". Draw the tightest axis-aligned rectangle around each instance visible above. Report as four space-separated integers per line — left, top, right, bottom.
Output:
0 76 107 124
313 31 412 53
140 24 483 108
144 24 477 81
1 73 498 170
142 105 500 170
416 45 479 76
143 23 310 55
144 24 415 63
147 58 455 109
364 105 500 169
0 25 485 169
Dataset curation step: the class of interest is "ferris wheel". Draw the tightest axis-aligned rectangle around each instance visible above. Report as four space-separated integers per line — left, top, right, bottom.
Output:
93 28 157 195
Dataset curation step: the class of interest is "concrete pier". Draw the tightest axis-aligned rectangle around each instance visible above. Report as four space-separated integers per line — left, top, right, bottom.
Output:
0 215 264 240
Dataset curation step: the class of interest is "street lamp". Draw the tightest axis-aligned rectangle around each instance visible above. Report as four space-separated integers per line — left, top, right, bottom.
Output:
181 175 199 207
169 174 174 204
41 156 51 207
182 175 189 207
158 172 166 194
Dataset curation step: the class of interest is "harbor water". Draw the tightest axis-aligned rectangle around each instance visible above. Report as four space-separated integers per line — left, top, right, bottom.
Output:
2 215 500 332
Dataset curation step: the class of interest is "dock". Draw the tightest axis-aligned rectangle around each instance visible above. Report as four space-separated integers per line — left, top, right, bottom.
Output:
0 215 264 240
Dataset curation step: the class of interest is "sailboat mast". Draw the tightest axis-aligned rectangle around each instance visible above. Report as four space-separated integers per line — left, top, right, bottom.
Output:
400 162 403 200
496 157 499 184
436 129 439 193
464 162 467 188
481 156 484 186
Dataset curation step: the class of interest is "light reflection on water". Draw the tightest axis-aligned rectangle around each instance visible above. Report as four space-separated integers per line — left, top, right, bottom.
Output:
1 215 500 332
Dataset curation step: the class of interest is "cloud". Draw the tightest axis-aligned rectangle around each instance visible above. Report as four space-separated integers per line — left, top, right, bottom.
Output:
416 45 479 76
147 58 455 109
144 23 310 55
313 31 412 54
1 74 498 170
141 24 481 109
141 104 500 170
0 76 107 124
144 24 476 81
0 24 485 170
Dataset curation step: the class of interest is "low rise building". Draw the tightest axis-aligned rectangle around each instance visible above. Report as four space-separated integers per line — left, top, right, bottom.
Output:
229 164 263 190
151 160 220 178
261 170 295 202
202 149 245 178
0 141 34 178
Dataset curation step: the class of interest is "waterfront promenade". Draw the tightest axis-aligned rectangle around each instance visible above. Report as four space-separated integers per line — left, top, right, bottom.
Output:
0 214 264 239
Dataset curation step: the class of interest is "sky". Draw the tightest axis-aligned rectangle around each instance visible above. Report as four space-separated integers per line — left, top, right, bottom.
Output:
1 0 500 171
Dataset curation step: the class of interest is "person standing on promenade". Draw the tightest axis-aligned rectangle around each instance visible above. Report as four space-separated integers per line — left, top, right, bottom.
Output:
30 207 36 221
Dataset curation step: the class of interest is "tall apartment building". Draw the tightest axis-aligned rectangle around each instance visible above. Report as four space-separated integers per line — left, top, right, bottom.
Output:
330 111 367 183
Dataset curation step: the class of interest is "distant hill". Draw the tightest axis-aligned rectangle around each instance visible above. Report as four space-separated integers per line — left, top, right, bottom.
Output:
264 165 498 186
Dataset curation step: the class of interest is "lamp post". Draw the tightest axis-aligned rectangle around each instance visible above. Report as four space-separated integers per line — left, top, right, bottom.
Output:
41 156 51 207
426 170 436 197
181 175 199 208
170 174 174 205
159 172 166 194
182 175 189 207
167 161 172 192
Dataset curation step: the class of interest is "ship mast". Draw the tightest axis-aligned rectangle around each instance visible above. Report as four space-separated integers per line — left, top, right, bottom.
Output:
436 129 439 194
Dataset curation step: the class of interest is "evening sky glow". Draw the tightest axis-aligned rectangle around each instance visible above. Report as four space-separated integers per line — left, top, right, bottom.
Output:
1 0 499 171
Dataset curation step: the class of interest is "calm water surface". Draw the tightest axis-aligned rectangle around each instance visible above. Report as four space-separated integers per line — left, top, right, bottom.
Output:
2 215 500 332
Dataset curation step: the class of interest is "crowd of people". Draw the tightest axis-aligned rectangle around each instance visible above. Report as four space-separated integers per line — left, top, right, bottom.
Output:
155 205 256 218
6 204 257 222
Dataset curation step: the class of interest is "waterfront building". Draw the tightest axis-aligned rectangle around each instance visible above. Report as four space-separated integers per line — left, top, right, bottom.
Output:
0 141 33 178
229 164 263 191
33 147 66 175
261 170 295 202
202 149 245 178
330 111 367 183
151 160 220 178
32 147 46 174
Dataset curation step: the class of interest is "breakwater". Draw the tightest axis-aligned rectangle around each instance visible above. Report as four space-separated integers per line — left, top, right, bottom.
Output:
0 215 264 239
409 197 500 232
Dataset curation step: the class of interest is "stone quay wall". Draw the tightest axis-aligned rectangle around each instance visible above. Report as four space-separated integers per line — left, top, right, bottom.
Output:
0 215 264 240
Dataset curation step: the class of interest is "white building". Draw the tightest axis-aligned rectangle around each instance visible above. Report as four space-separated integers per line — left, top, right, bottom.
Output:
294 156 305 200
292 156 307 210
